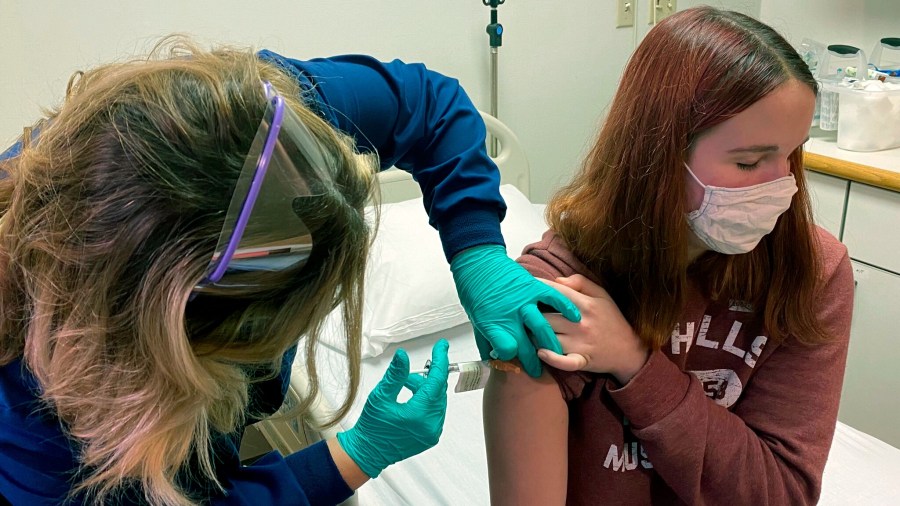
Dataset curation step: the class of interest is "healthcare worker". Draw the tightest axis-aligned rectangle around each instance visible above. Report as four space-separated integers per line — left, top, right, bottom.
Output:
0 39 574 505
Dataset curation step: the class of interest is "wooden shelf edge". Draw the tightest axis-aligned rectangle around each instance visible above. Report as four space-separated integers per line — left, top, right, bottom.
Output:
804 152 900 192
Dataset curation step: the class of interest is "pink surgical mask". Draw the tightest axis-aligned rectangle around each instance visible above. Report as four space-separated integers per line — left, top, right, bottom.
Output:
684 163 797 255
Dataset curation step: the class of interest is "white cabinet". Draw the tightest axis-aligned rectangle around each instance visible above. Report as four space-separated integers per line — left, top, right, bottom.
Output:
803 157 900 447
839 262 900 449
843 183 900 274
838 181 900 448
805 170 848 240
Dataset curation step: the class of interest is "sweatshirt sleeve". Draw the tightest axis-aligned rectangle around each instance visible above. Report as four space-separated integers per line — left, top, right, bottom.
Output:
607 241 855 505
258 51 506 261
517 229 601 399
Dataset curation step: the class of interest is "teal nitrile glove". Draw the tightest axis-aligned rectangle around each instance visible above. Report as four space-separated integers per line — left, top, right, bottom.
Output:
450 244 581 378
336 340 449 478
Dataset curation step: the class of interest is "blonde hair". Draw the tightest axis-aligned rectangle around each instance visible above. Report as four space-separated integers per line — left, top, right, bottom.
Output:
0 38 376 505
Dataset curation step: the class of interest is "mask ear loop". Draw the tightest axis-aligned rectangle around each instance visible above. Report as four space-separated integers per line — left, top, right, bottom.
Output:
683 162 708 189
684 162 713 218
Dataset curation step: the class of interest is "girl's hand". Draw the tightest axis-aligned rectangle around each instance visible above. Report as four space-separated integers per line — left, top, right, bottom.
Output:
536 275 650 385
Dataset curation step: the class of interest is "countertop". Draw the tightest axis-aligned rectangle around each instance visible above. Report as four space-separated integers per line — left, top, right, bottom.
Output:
805 127 900 192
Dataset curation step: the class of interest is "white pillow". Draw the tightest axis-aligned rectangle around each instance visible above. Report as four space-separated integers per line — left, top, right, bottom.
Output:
319 184 547 358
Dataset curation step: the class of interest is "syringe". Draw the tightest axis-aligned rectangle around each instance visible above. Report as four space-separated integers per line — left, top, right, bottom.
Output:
410 359 521 376
410 359 488 376
409 358 522 393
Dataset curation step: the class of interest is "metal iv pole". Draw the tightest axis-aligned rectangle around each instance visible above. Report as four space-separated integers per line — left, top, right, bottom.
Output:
484 0 504 156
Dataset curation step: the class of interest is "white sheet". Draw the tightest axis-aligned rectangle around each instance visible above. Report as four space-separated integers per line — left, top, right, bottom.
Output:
820 421 900 505
312 321 900 506
314 323 487 505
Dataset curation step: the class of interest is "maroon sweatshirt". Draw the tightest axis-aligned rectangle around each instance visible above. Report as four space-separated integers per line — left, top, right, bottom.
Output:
517 227 854 505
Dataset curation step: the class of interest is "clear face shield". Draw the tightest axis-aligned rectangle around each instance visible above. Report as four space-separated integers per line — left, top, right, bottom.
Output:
193 82 335 294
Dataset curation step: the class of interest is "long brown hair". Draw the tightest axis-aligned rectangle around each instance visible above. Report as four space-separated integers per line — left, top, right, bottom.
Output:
0 38 375 505
548 7 825 349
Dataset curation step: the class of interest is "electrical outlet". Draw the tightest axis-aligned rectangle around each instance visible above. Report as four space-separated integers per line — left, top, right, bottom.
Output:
649 0 677 24
616 0 634 28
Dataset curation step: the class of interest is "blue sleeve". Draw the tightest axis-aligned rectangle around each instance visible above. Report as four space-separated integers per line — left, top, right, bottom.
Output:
0 405 80 505
0 360 85 505
258 51 507 261
210 442 353 506
0 141 22 162
2 123 42 179
2 121 43 163
0 360 352 506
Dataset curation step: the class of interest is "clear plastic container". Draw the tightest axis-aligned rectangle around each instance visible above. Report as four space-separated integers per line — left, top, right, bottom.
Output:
810 41 900 152
800 38 827 127
823 80 900 152
818 84 841 131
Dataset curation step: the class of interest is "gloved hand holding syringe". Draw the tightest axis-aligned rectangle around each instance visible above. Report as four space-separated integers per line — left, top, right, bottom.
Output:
411 359 522 393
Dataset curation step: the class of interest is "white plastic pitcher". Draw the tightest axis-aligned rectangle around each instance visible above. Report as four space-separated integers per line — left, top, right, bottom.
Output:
871 37 900 77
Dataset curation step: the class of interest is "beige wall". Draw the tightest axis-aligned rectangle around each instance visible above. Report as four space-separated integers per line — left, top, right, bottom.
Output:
760 0 900 57
6 2 893 202
0 0 634 203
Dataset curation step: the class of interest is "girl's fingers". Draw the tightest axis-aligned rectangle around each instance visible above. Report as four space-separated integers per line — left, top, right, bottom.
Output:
536 349 589 371
543 312 580 335
554 274 609 298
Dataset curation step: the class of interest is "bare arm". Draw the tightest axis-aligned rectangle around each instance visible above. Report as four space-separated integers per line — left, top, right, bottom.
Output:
483 369 569 505
326 438 370 491
481 229 587 504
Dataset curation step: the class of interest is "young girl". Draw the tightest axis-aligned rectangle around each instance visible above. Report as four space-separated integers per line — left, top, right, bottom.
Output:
484 7 854 505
